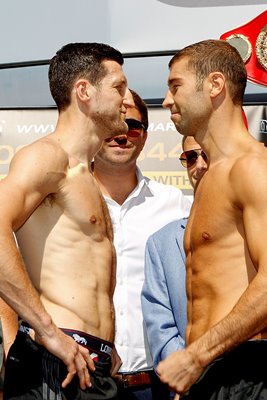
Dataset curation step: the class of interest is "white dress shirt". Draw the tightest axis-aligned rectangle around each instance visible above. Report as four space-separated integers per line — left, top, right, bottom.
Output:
104 168 192 373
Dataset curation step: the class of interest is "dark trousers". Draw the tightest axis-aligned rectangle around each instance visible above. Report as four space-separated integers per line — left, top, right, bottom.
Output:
181 341 267 400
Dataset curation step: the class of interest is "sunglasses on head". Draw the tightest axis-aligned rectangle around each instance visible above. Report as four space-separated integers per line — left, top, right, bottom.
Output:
179 149 208 168
126 118 145 137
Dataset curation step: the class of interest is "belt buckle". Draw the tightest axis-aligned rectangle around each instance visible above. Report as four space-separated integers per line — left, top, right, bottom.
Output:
122 375 129 389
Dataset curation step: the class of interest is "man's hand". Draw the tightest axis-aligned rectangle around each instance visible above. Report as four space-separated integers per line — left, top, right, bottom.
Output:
36 326 95 389
110 345 122 377
157 349 204 395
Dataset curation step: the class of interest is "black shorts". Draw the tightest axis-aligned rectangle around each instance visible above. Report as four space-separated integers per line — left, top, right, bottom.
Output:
181 341 267 400
4 324 118 400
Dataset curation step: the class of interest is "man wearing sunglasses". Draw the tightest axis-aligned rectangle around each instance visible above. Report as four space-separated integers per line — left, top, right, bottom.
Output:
142 136 207 399
93 89 191 400
157 39 267 400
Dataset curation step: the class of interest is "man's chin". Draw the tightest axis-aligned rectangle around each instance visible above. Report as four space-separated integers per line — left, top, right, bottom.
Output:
170 117 181 131
95 117 128 138
109 121 128 138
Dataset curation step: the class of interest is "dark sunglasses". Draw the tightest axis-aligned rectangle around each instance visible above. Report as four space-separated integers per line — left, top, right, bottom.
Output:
179 149 208 168
126 118 145 137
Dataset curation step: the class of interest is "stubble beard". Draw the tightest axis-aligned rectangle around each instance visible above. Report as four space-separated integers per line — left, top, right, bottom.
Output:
174 112 194 137
93 112 128 139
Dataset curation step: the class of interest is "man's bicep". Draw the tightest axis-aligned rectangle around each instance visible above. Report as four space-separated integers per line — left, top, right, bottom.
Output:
0 152 54 230
0 175 43 231
242 183 267 272
243 207 267 271
233 158 267 272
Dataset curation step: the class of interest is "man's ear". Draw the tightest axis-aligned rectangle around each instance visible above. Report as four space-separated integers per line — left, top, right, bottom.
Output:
208 72 225 98
74 79 93 101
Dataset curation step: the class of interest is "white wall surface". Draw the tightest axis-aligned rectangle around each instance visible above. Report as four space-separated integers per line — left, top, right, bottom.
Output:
110 0 266 52
0 0 265 63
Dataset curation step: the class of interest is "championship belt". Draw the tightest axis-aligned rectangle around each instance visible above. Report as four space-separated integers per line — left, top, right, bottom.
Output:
220 10 267 87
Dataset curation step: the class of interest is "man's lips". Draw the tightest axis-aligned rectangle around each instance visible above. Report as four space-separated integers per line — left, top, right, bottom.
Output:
105 136 128 146
113 137 128 145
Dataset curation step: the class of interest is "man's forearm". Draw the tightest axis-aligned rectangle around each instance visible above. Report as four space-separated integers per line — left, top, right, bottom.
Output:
0 233 55 338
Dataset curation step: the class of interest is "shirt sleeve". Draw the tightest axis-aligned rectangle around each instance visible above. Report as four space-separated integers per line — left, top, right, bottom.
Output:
141 230 186 370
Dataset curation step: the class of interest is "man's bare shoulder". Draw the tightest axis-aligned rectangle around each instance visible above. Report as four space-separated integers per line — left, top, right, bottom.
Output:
8 135 69 186
12 135 68 170
230 144 267 205
0 135 69 212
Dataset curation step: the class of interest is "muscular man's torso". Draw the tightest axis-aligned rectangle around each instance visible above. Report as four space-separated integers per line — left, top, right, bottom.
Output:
184 157 267 345
16 159 116 343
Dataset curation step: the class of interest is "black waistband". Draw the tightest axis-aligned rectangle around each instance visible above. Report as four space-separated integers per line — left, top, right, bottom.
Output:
20 322 113 362
61 328 113 361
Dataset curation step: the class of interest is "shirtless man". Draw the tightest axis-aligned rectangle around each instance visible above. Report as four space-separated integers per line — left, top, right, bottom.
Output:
157 39 267 399
1 42 130 400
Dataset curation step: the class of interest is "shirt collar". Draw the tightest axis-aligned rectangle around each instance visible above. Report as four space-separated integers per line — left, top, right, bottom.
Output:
104 167 154 206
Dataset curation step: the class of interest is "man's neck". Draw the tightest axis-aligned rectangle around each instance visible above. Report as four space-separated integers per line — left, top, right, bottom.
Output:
53 109 102 165
93 163 138 205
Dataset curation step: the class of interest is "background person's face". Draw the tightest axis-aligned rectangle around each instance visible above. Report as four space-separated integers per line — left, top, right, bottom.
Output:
183 136 208 189
95 97 147 168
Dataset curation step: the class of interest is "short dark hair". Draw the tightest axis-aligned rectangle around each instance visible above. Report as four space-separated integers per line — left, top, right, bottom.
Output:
129 89 149 131
49 42 124 111
169 39 247 105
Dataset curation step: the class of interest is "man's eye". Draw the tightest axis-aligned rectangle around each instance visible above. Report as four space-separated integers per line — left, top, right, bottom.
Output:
116 85 125 94
170 85 179 94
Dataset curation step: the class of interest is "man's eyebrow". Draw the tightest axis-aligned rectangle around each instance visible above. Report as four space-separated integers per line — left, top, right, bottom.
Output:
114 77 127 86
168 77 181 87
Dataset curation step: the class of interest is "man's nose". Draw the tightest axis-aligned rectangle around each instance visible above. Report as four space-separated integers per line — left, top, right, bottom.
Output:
123 88 135 108
196 155 208 172
162 90 174 109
